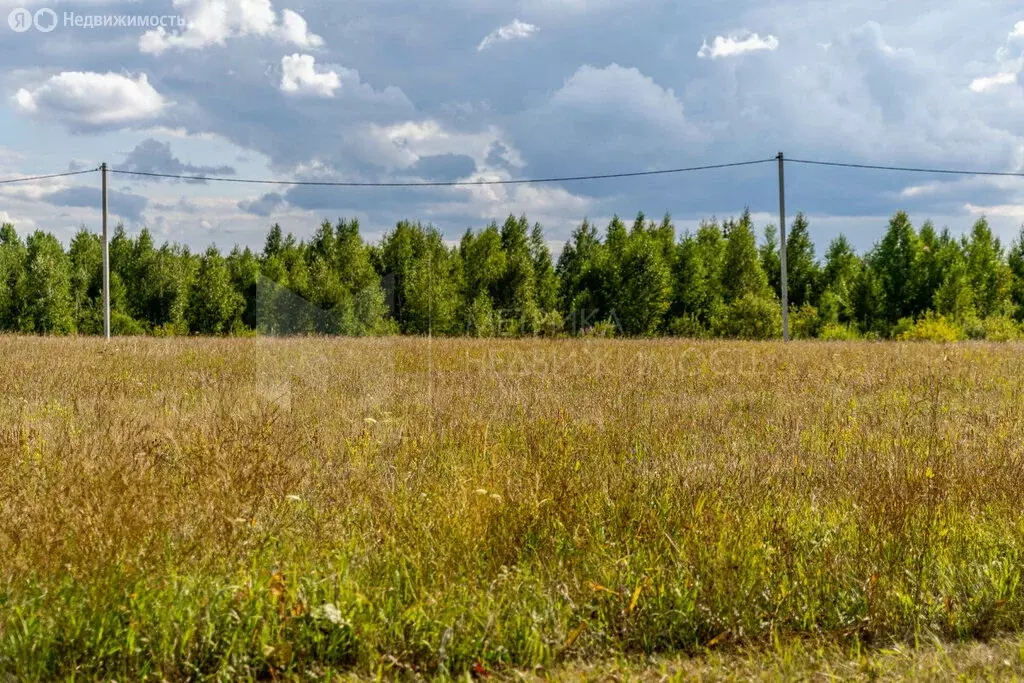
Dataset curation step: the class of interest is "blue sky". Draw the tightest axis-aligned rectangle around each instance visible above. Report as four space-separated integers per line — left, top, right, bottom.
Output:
1 0 1023 254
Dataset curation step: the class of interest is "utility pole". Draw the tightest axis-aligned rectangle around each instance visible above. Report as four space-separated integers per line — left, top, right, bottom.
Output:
777 152 790 342
101 162 110 340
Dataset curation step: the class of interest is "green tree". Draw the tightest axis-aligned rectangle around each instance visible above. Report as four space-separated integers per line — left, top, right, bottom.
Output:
556 219 602 332
870 211 924 326
786 213 819 308
616 226 672 336
67 229 103 333
723 210 770 303
22 231 74 334
671 220 726 330
186 246 243 335
404 228 461 335
0 223 28 331
530 223 559 314
1009 227 1024 320
932 239 975 322
499 215 538 332
228 246 261 331
818 236 861 326
964 217 1012 318
760 224 781 298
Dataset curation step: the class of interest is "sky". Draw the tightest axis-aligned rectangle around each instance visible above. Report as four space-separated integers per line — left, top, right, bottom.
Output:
1 0 1023 255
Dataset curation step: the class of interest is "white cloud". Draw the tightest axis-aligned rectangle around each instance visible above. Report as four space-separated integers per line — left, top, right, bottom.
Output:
477 19 539 51
13 72 166 127
966 202 1024 218
697 32 779 59
970 71 1018 93
367 120 523 171
280 54 341 97
139 0 323 54
1012 21 1024 39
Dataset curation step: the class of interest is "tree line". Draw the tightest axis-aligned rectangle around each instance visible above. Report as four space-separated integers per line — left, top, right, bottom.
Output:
1 210 1024 339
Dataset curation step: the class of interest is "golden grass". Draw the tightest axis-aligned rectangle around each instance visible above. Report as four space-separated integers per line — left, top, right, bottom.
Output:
2 337 1024 679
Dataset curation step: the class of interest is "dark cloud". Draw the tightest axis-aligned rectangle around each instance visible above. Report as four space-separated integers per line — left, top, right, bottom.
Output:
120 139 236 179
239 192 287 217
409 154 477 182
43 186 148 222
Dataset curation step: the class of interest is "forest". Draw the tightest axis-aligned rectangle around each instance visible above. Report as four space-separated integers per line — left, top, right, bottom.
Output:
1 209 1023 340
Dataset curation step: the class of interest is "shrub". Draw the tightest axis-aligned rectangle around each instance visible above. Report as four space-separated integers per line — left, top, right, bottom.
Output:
714 294 783 340
980 316 1023 342
540 310 564 337
819 323 862 341
667 314 710 339
585 319 618 339
111 311 146 336
790 304 821 340
962 316 988 341
896 311 962 342
891 317 916 340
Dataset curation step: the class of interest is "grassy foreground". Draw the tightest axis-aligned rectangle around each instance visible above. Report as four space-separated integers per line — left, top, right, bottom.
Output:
2 337 1024 680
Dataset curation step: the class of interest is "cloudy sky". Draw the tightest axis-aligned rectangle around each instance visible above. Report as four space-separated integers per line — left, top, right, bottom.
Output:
1 0 1023 254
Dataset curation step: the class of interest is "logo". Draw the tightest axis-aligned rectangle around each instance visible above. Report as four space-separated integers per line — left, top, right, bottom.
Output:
8 7 32 32
34 8 57 32
6 8 185 32
8 7 58 32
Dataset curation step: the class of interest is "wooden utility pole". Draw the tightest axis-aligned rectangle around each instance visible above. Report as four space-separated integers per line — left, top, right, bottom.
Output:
777 152 790 342
101 162 110 340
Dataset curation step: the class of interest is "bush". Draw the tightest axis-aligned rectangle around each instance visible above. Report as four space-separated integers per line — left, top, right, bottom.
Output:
540 310 564 338
152 321 188 338
978 316 1023 342
714 294 783 340
790 304 821 340
585 319 618 339
896 311 962 342
962 316 987 341
112 311 146 336
667 314 710 339
819 323 862 341
891 317 916 340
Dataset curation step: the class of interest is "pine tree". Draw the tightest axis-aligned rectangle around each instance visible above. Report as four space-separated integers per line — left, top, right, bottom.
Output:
933 239 975 322
556 220 602 331
916 221 944 313
871 211 924 325
786 213 819 308
530 223 559 313
722 210 770 303
818 236 861 325
964 217 1012 318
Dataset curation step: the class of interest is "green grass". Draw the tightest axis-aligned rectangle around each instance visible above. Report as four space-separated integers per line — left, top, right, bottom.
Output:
2 337 1024 679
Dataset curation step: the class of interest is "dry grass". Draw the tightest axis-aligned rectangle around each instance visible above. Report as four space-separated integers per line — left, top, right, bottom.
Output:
2 337 1024 680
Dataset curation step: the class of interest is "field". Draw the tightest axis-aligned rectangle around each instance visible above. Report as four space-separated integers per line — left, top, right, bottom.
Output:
2 337 1024 680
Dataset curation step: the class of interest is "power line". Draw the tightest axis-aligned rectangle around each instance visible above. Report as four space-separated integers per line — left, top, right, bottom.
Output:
8 157 1024 190
108 158 777 187
788 158 1024 178
0 168 100 185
